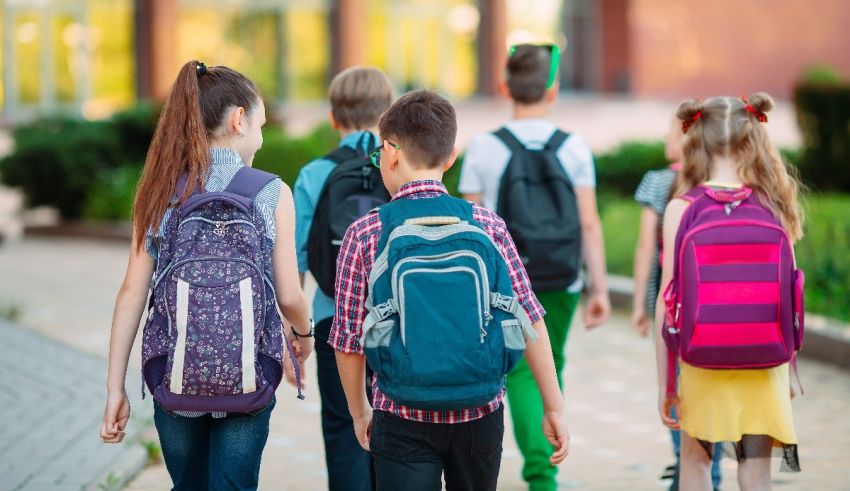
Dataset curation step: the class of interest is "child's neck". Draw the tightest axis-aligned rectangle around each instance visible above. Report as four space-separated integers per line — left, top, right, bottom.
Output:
708 155 743 186
512 101 551 120
338 126 378 139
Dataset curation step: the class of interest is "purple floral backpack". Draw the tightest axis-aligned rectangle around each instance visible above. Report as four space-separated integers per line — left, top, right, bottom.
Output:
141 167 302 413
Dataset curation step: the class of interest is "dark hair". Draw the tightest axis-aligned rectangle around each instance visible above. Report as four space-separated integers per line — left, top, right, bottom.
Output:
378 90 457 169
505 45 552 104
329 66 393 129
132 60 260 250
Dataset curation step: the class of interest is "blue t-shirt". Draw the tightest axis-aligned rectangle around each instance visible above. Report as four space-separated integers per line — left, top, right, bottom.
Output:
293 131 377 323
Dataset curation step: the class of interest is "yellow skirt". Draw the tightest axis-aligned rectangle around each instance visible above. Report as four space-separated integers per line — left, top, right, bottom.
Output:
679 361 797 446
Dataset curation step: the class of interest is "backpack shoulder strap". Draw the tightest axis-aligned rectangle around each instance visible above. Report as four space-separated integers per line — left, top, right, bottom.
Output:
680 186 706 203
544 129 570 152
492 127 526 154
324 146 360 164
224 166 278 200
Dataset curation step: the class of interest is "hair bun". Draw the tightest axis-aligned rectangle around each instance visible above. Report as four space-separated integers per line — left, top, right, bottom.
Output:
676 98 704 123
746 92 774 114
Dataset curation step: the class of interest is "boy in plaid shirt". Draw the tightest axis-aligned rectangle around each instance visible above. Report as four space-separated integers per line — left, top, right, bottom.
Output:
330 90 569 490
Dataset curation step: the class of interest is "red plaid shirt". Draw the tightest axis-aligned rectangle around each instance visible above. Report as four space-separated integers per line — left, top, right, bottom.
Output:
329 180 545 423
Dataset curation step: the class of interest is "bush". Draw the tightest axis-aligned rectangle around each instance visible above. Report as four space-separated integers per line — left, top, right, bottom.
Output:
0 118 125 218
83 165 141 221
253 123 338 186
595 140 667 196
793 82 850 191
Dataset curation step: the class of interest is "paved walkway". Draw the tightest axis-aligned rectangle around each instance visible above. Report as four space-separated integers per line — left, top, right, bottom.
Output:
2 237 849 490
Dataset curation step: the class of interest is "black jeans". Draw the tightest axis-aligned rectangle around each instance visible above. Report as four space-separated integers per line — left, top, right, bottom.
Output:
316 317 375 491
370 406 504 491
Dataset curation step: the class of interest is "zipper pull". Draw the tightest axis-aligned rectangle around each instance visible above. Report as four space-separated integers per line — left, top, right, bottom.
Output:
674 303 682 324
480 325 487 343
362 166 374 191
794 312 800 329
484 311 493 326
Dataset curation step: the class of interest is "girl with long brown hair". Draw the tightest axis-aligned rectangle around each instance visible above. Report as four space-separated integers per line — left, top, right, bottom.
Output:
655 92 803 491
99 60 313 490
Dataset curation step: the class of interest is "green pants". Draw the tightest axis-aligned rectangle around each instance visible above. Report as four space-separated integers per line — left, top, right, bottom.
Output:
505 290 580 491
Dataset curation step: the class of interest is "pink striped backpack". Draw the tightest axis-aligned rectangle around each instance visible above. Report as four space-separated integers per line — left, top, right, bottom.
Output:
662 185 805 395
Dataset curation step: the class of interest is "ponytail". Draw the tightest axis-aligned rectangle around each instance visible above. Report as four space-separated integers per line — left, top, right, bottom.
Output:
132 60 260 251
132 60 209 250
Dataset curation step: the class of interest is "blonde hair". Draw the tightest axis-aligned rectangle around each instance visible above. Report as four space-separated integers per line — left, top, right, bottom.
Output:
675 92 804 241
328 66 393 130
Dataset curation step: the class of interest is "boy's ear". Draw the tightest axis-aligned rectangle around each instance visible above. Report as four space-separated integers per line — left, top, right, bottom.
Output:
497 80 511 99
328 112 340 130
544 81 560 103
442 147 459 173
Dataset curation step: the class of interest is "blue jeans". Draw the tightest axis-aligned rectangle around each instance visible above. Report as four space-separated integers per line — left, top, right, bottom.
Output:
671 406 722 490
370 407 504 491
315 317 374 490
153 397 275 491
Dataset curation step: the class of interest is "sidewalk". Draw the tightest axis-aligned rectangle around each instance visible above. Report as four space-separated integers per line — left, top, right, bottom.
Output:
1 237 849 490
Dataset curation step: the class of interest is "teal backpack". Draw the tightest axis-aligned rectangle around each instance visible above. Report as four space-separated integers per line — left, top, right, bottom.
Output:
361 195 538 410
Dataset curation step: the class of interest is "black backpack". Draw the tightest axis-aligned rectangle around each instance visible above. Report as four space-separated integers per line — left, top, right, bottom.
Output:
494 127 582 291
308 133 391 296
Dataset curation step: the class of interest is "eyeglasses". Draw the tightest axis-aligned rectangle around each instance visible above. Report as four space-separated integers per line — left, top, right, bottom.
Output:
508 43 560 89
368 140 401 168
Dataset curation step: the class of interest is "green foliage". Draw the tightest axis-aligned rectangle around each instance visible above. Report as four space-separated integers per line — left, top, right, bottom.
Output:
595 140 667 196
795 193 850 322
0 118 125 218
793 81 850 191
800 65 844 86
0 300 24 322
83 165 140 221
252 123 339 187
598 195 641 277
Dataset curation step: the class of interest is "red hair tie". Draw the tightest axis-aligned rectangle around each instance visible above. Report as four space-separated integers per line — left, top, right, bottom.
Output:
682 111 702 133
741 96 768 123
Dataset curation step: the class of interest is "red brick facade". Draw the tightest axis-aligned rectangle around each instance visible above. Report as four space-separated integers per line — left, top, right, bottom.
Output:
628 0 850 99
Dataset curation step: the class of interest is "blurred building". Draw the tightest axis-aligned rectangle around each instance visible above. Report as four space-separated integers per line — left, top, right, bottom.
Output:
1 0 849 121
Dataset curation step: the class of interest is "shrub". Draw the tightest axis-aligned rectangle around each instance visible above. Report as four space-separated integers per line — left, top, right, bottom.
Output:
595 140 667 196
793 82 850 191
83 164 141 221
0 118 124 218
253 123 338 186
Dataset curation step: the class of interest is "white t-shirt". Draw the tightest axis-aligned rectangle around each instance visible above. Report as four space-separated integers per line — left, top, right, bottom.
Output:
458 119 596 292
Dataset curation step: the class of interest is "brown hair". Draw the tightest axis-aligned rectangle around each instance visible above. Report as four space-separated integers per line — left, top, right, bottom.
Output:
132 60 260 250
378 90 457 169
505 45 552 104
329 66 393 130
675 92 804 241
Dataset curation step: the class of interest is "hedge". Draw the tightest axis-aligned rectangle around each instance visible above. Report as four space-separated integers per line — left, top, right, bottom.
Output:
793 82 850 191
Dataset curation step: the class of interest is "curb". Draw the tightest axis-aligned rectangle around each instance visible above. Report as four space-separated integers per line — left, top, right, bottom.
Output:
85 444 150 491
607 274 850 370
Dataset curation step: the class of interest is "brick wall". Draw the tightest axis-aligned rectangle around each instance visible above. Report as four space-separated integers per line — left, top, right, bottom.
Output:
628 0 850 99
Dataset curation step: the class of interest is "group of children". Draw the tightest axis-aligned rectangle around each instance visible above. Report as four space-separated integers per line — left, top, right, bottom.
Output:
101 43 803 491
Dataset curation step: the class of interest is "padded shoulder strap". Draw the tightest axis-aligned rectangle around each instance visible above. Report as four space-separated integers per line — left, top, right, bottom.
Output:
324 146 360 164
544 129 570 152
224 166 278 200
492 127 526 154
680 186 706 203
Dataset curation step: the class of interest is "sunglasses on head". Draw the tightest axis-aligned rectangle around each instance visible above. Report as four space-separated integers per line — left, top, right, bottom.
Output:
508 43 560 89
368 140 401 168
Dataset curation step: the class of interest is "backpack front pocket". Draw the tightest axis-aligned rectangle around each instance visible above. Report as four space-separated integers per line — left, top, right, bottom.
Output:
394 265 491 387
166 268 263 397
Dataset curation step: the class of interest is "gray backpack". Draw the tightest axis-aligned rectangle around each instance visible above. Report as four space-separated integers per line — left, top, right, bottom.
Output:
141 167 302 413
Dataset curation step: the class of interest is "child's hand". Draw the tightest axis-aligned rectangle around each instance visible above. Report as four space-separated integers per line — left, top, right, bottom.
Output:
100 391 130 444
353 407 374 451
584 292 611 329
631 307 650 337
542 410 570 465
658 392 680 430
